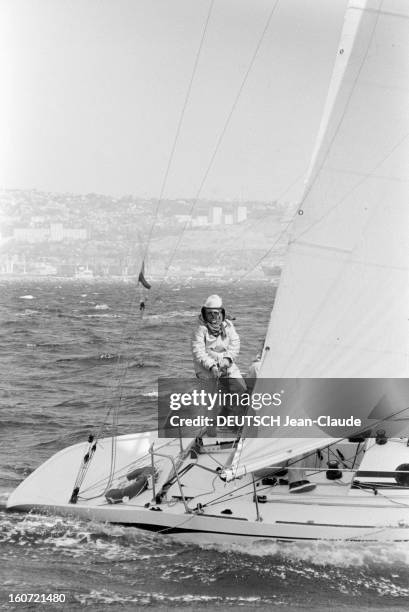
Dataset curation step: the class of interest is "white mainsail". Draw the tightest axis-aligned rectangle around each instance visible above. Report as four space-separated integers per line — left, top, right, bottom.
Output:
229 0 409 479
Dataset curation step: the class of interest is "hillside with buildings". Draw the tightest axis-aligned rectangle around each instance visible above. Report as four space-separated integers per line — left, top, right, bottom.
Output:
0 190 291 279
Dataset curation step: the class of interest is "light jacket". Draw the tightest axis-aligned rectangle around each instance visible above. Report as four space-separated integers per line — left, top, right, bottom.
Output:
191 316 241 379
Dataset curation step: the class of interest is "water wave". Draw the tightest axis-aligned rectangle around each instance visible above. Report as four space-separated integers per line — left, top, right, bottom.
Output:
85 313 121 318
75 590 279 607
1 509 408 603
2 280 408 607
201 539 409 569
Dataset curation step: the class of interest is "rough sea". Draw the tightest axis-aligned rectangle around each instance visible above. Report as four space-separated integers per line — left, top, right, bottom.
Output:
1 279 408 611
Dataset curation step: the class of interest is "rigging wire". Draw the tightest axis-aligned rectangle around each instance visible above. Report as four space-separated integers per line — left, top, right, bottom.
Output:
68 278 161 498
141 0 216 266
230 406 409 487
212 172 304 278
234 216 293 283
155 0 281 296
70 0 302 496
69 2 219 497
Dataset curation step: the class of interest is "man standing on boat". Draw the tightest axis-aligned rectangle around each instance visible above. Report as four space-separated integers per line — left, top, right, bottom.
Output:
192 294 243 382
191 295 246 434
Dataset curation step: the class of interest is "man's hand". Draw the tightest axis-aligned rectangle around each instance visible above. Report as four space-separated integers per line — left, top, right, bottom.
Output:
219 358 232 375
210 365 220 379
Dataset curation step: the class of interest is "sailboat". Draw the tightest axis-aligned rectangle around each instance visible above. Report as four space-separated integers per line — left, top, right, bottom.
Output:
7 0 409 542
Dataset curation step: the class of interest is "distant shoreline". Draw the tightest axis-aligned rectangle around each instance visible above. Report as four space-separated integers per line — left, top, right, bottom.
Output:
0 274 272 285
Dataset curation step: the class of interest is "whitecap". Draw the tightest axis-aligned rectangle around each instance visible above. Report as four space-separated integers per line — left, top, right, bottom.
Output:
86 314 120 318
75 589 271 606
200 539 409 568
17 309 39 316
144 310 195 322
19 295 34 300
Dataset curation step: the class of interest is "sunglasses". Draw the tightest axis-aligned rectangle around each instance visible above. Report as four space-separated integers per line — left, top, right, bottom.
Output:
205 309 222 316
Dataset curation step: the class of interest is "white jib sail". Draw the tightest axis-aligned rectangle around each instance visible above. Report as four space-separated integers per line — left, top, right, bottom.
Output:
228 0 409 480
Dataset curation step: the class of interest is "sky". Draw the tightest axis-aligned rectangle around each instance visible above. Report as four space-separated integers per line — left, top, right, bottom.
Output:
0 0 347 201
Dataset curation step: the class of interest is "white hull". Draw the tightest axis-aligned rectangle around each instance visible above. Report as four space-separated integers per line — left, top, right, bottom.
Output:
7 431 409 544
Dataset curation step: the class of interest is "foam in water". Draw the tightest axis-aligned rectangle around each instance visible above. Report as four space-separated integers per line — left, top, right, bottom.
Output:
86 313 121 318
75 590 279 606
0 492 10 508
2 508 409 602
200 539 409 569
3 509 409 570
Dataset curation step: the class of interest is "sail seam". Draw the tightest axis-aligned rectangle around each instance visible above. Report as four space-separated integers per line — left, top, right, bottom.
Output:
349 6 409 21
293 241 351 255
323 167 409 182
291 243 409 272
294 338 409 358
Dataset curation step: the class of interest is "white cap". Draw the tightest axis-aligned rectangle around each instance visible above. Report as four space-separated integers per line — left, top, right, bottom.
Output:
203 294 223 309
